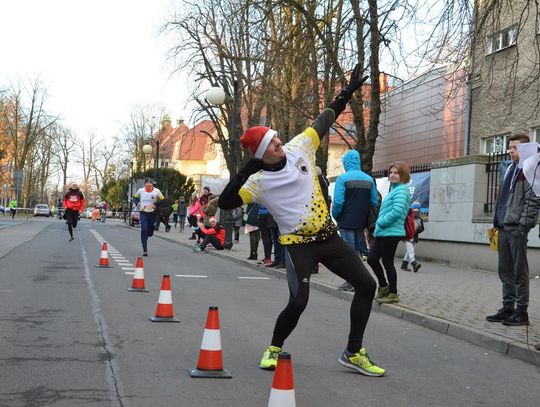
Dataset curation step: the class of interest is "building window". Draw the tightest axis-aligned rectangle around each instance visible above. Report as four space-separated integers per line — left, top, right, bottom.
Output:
483 134 508 154
485 25 518 55
532 127 540 143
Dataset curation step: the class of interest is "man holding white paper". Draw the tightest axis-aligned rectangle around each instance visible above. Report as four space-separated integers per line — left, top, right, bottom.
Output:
486 134 540 326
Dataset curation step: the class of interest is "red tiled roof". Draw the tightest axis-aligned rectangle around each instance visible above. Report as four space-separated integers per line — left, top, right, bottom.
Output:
177 120 216 161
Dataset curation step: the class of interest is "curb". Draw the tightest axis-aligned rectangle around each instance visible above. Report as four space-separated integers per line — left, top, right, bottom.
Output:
122 224 540 368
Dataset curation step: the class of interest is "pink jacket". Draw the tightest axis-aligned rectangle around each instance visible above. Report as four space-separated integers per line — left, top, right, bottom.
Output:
188 201 203 217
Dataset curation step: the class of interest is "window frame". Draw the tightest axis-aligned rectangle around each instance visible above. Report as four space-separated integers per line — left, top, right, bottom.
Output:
485 25 518 55
482 133 510 154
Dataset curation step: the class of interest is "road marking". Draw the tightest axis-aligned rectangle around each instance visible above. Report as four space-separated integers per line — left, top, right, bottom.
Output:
0 289 13 292
237 276 270 280
121 267 135 271
124 272 135 275
175 274 207 278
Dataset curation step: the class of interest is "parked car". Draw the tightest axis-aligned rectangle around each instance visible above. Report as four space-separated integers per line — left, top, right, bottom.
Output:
0 205 5 214
33 204 51 217
84 207 93 219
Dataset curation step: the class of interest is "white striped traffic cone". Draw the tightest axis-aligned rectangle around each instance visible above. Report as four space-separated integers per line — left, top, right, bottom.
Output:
268 352 295 407
148 275 179 322
94 242 113 268
188 306 232 378
128 257 149 292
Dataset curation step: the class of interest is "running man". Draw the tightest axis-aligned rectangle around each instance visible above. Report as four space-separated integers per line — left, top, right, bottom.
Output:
218 65 385 377
63 183 85 242
132 178 164 256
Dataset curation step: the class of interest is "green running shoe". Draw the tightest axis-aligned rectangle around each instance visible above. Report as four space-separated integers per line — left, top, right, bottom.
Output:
375 285 389 300
259 345 282 370
377 293 399 304
338 348 385 377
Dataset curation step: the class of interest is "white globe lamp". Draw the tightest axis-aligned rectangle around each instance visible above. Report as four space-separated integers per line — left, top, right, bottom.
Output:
142 144 153 154
206 86 227 105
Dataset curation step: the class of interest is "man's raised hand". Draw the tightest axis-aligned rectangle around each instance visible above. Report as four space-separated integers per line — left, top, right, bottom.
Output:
347 64 369 94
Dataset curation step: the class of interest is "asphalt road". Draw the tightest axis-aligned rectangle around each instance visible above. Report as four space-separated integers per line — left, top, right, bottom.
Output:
1 218 539 407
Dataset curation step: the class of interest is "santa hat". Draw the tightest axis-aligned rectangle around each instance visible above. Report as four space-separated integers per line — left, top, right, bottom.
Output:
240 126 277 158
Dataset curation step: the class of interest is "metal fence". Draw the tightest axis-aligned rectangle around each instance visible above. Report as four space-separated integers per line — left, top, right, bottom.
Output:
484 152 509 214
371 163 431 179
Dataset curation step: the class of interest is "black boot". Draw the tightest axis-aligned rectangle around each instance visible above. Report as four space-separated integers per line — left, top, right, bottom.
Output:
502 308 529 326
411 261 421 272
247 252 257 260
400 261 411 271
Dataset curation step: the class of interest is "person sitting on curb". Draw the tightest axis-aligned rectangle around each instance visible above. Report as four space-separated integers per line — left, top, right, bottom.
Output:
194 217 225 253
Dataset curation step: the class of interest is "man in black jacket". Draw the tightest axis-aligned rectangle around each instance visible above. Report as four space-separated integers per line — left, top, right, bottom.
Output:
218 66 385 377
486 134 540 326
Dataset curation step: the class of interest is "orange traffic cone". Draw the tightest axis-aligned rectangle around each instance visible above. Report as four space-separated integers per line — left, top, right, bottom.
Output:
94 242 113 268
267 352 295 407
128 257 149 292
148 275 179 322
188 306 232 378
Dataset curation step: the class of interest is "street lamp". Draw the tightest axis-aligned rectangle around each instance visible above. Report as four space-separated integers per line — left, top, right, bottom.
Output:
206 81 240 250
124 160 133 219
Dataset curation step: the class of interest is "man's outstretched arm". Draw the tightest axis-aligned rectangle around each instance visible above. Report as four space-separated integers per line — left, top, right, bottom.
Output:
312 65 368 140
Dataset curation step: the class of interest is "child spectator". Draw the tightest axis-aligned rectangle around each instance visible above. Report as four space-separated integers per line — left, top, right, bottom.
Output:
401 202 424 272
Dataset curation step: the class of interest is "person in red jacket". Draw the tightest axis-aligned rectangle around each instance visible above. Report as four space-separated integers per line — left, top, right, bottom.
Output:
193 217 224 253
63 182 85 241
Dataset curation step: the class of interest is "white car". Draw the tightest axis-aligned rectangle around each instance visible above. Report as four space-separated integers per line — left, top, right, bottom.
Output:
33 204 50 217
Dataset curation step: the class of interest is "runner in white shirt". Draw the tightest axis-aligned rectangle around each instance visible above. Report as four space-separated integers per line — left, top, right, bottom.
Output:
218 65 385 377
133 178 164 256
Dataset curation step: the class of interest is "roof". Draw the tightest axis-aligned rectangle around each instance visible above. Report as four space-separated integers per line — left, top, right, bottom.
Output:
177 120 216 161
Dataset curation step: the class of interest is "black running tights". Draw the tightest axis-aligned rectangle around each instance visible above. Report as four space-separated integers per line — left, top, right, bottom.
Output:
270 234 376 353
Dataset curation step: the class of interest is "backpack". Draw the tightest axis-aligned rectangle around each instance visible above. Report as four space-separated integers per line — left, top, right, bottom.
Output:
404 209 415 240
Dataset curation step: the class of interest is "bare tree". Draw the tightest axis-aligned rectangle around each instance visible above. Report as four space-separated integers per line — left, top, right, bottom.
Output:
77 135 102 200
53 126 77 191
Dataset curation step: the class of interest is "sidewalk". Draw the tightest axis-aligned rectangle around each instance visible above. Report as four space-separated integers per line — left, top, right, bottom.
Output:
134 223 540 367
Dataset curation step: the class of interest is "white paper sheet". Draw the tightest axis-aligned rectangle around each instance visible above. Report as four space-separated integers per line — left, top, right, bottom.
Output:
517 142 539 168
523 153 540 196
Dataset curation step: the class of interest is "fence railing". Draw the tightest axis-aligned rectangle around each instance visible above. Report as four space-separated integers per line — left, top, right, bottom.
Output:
372 162 431 179
484 152 510 214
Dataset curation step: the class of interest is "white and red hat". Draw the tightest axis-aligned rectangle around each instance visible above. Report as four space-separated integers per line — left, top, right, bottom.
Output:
240 126 277 158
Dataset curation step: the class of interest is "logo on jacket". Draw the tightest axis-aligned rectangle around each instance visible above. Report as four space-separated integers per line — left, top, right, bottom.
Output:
295 158 309 175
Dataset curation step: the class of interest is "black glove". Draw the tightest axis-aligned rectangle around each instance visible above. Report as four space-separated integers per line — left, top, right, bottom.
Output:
346 64 369 94
238 158 264 180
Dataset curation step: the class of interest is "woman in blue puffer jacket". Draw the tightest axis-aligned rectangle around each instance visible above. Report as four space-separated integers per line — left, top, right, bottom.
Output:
367 162 411 304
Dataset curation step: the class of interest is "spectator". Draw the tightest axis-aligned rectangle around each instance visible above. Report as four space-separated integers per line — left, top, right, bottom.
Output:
231 206 244 243
177 196 187 232
268 213 285 268
155 197 174 232
172 200 179 227
199 186 211 207
193 217 225 253
92 205 101 222
245 203 260 260
257 205 273 265
401 202 424 272
8 198 17 219
368 162 411 304
187 194 202 241
486 134 540 326
332 150 378 291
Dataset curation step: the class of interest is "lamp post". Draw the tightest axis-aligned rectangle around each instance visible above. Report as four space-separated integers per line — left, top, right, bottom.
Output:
206 80 240 250
124 159 133 220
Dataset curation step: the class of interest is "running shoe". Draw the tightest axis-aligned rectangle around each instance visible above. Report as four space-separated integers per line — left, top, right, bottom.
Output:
338 348 385 377
259 345 282 370
376 293 399 304
375 286 389 300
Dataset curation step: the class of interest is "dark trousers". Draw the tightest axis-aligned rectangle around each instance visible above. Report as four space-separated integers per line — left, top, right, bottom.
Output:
270 226 284 263
140 212 156 252
65 209 79 237
259 214 272 259
200 235 224 251
498 228 530 310
271 234 376 353
233 226 240 242
249 230 260 257
10 208 15 219
367 236 401 294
